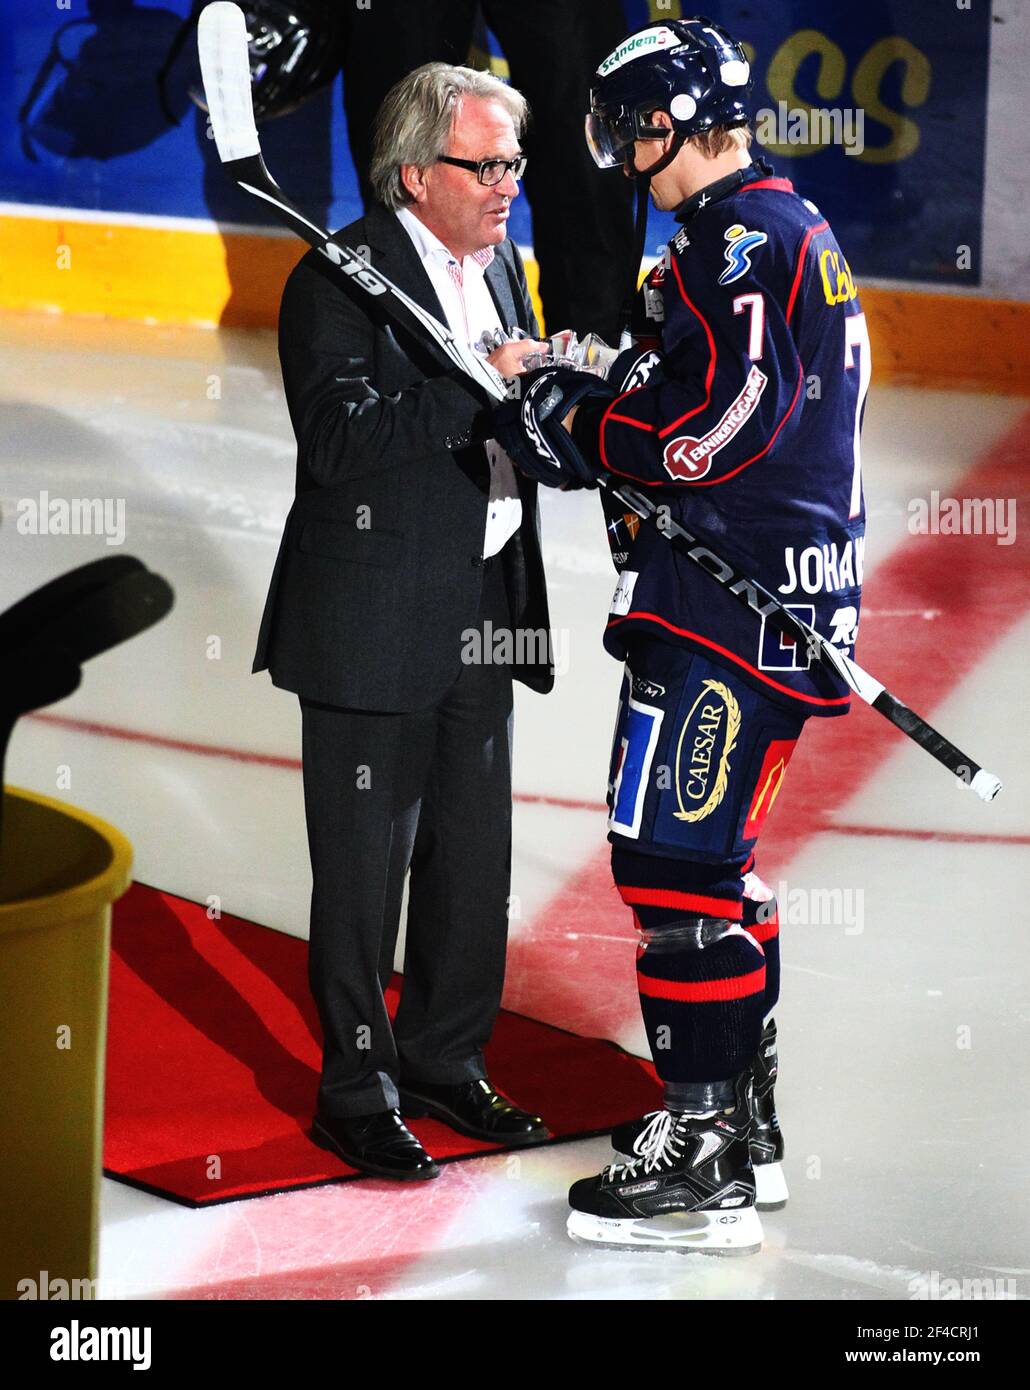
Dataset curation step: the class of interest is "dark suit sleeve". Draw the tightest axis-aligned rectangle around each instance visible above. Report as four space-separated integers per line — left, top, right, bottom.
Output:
278 258 492 486
508 241 541 339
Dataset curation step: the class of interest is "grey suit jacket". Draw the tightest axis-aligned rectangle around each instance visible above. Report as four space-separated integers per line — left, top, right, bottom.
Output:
253 202 553 711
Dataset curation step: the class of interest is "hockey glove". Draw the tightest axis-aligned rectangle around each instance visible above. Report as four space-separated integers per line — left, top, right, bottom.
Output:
606 345 664 394
493 366 615 489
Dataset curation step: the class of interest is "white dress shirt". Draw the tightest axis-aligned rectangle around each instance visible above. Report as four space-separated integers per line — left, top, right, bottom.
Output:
395 205 522 559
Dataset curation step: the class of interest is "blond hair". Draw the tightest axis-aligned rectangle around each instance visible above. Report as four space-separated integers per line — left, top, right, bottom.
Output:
689 123 754 159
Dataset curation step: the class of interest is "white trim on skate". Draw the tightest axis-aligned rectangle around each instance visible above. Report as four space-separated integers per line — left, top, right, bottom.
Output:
754 1160 789 1210
567 1204 763 1255
612 1145 790 1210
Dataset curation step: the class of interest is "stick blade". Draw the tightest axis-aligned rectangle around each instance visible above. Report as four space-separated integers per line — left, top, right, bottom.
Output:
197 2 260 163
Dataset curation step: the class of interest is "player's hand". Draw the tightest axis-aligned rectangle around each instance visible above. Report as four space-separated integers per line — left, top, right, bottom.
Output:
492 366 614 490
487 339 550 379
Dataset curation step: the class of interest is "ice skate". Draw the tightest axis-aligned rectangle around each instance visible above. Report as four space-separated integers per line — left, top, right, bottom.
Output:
567 1070 762 1255
611 1019 788 1210
748 1017 788 1209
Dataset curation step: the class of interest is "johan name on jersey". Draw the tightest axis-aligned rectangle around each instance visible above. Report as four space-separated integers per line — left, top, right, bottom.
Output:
777 533 864 597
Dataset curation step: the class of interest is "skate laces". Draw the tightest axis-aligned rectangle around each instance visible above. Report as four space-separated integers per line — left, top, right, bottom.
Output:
605 1109 687 1179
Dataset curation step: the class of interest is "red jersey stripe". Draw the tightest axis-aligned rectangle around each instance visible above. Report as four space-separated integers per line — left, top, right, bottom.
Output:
684 356 805 487
786 220 829 326
605 611 853 707
740 177 795 195
637 967 767 1003
748 916 780 945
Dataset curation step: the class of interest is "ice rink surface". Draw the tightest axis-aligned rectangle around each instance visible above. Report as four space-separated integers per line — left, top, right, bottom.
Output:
2 311 1028 1300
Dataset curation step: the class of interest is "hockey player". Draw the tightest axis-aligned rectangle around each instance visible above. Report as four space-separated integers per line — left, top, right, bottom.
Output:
493 16 871 1254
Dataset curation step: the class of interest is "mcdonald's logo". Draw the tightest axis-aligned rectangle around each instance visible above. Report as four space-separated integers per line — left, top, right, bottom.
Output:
744 738 799 839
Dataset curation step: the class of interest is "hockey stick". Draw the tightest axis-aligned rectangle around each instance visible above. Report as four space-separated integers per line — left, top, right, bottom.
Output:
197 2 1002 803
196 2 509 403
599 479 1002 800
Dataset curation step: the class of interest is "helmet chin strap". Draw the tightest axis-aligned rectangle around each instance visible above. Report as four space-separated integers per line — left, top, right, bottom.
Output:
618 132 684 348
628 130 686 182
618 175 651 349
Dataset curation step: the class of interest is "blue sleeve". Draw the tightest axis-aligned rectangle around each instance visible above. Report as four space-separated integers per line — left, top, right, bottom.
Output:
593 217 811 490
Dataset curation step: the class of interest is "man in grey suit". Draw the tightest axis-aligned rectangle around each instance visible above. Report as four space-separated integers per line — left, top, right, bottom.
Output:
254 63 555 1179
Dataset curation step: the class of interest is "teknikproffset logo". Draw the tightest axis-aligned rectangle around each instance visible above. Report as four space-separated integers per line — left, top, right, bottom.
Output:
662 364 769 480
598 26 679 77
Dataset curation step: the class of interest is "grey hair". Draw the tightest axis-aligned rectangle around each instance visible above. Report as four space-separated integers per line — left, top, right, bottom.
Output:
369 62 529 210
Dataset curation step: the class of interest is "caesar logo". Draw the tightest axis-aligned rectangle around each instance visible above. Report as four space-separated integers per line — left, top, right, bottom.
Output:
673 679 741 822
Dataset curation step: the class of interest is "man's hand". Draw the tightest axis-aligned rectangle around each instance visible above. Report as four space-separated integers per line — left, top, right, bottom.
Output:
486 338 550 379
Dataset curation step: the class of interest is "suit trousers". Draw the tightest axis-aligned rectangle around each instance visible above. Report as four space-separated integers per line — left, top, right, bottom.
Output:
299 555 515 1118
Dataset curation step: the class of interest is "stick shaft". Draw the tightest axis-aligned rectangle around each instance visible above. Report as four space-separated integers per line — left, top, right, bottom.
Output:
602 478 1001 799
228 154 508 400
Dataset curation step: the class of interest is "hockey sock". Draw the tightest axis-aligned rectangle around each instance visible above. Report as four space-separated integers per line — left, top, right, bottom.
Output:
613 846 766 1085
743 870 780 1018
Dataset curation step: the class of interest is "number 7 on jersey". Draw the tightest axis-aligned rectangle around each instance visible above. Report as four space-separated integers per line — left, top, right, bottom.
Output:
844 312 872 519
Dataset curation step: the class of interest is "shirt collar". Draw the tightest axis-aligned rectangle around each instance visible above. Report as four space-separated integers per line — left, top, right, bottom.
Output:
673 157 784 226
395 206 495 272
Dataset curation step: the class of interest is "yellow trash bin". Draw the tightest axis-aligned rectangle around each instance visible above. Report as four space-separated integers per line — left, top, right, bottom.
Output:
0 786 132 1302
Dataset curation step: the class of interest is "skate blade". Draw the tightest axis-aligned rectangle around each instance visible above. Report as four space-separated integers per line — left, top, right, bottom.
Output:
755 1160 789 1211
567 1206 763 1256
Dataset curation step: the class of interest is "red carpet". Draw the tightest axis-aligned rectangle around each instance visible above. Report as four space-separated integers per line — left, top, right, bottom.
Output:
103 883 660 1206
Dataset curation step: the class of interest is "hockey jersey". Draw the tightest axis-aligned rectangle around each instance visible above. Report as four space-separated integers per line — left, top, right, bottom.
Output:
575 164 870 717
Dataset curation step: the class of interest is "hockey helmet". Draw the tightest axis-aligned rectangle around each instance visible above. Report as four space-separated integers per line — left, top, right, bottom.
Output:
586 16 752 170
183 0 345 122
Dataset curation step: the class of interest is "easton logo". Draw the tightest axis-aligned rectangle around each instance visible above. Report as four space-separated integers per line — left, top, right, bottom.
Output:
662 365 768 480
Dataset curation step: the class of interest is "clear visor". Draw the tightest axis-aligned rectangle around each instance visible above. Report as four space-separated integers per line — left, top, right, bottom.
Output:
584 110 636 169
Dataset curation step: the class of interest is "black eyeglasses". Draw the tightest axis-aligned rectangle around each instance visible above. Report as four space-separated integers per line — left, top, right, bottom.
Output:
435 154 528 186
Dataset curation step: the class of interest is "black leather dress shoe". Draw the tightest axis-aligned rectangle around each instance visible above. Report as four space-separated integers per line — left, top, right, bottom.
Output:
311 1108 440 1180
398 1077 552 1146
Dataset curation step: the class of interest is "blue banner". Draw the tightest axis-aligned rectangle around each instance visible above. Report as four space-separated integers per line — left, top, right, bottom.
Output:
0 0 990 286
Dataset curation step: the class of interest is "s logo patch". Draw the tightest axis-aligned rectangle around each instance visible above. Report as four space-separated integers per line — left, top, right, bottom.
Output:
718 224 768 286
